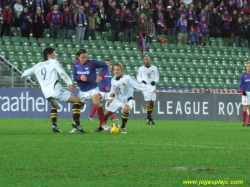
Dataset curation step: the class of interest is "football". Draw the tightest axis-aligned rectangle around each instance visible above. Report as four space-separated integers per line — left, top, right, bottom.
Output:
109 123 120 135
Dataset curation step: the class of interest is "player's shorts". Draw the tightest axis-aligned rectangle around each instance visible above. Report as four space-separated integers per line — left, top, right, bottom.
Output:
78 87 99 103
106 99 135 113
242 91 250 105
142 91 157 101
99 91 112 101
47 83 71 106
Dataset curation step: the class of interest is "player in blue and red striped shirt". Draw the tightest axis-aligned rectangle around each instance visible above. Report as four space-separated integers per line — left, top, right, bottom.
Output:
88 60 116 122
70 49 109 133
239 62 250 127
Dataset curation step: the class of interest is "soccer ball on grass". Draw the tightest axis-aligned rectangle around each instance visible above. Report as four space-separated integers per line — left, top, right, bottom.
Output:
109 123 120 135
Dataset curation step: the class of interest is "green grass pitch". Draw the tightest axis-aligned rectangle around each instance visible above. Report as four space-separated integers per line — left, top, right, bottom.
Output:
0 119 248 187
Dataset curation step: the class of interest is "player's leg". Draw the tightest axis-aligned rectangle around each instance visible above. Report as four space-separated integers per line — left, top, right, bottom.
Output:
88 106 97 121
47 98 61 133
67 94 85 133
242 93 249 127
92 94 108 130
108 98 116 121
93 109 113 132
121 105 131 134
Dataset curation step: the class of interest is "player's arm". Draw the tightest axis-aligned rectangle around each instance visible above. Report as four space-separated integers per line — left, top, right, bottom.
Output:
152 66 160 86
137 67 147 84
128 75 155 92
55 61 73 86
93 60 109 82
109 79 115 98
21 66 35 78
239 74 246 96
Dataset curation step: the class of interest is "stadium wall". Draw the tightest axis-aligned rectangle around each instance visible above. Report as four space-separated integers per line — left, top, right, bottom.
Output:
0 88 242 121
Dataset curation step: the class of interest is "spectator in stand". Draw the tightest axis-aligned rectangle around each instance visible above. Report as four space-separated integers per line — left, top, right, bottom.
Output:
233 17 246 47
195 2 202 17
23 0 36 13
44 0 54 18
141 3 152 21
110 8 122 42
174 3 186 20
177 12 188 44
246 21 250 48
86 7 97 40
46 5 63 39
19 7 32 38
204 5 210 23
166 5 175 36
83 1 90 14
147 0 155 12
13 0 23 27
153 5 165 35
197 15 209 44
217 1 227 15
69 0 79 17
130 3 139 21
32 7 45 39
124 8 135 43
91 0 99 12
189 25 196 45
96 1 107 33
127 0 139 10
0 8 3 36
239 9 249 24
227 0 236 16
138 13 148 38
147 17 155 43
59 0 68 13
74 5 87 41
209 8 221 37
231 10 238 29
221 10 232 38
2 0 12 9
2 5 12 36
198 9 207 22
241 0 250 14
34 0 45 15
61 6 73 40
208 2 214 12
186 4 197 28
106 1 116 22
195 27 205 45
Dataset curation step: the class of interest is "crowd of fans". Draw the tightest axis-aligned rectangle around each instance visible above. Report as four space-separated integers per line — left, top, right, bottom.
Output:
0 0 250 47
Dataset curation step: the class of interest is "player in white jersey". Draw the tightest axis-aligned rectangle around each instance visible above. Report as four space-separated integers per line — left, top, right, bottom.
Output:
137 55 159 125
21 47 85 133
103 63 157 133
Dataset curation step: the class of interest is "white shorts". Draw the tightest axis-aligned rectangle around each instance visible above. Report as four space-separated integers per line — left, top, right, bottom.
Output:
99 91 111 101
142 91 157 101
78 87 99 103
242 92 250 105
47 83 71 106
106 99 135 113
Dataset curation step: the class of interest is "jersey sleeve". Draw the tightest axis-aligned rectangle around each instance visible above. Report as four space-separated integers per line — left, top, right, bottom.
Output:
110 79 115 94
55 60 73 86
93 60 108 78
154 66 160 83
128 75 154 92
21 66 35 78
238 74 245 91
136 67 143 82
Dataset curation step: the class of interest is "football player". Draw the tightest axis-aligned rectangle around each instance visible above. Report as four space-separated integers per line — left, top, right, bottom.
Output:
103 63 157 133
137 55 159 125
21 47 84 133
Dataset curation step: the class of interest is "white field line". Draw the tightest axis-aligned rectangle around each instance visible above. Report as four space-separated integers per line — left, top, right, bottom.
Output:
17 138 250 150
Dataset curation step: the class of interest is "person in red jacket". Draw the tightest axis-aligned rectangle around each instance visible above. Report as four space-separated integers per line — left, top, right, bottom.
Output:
46 5 63 39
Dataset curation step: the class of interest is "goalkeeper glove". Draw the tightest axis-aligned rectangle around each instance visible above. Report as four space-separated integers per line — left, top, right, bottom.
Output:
151 81 156 86
141 80 147 84
242 91 247 96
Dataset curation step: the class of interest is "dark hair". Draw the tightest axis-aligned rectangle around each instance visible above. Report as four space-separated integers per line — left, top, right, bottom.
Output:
43 47 55 61
105 59 110 62
77 49 87 57
112 62 123 71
